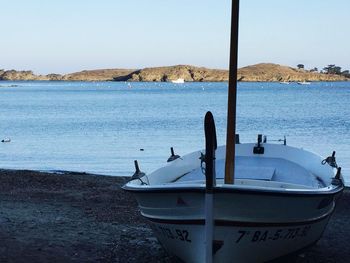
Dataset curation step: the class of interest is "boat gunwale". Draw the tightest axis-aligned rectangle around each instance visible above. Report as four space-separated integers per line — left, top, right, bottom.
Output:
122 182 344 196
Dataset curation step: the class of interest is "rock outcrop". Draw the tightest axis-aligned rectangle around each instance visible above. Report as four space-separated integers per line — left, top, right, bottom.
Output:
0 63 348 82
0 70 58 81
237 63 347 82
63 69 135 81
122 65 228 82
1 70 38 81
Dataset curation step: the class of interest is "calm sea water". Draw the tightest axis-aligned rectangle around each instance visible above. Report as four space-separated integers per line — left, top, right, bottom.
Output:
0 81 349 184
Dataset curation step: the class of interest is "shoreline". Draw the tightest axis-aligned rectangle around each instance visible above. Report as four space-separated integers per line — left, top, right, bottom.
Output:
0 168 349 262
1 64 348 82
1 80 350 83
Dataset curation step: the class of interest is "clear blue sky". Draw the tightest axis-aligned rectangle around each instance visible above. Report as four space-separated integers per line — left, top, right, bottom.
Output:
1 0 349 74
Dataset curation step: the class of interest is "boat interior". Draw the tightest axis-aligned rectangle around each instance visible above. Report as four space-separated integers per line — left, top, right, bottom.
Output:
174 156 325 189
130 143 336 191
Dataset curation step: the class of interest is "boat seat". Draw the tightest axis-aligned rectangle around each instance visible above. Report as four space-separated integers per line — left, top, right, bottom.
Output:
175 156 319 188
235 166 275 180
176 160 275 182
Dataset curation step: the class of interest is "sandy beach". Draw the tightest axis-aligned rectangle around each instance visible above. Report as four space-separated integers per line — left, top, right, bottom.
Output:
0 169 349 262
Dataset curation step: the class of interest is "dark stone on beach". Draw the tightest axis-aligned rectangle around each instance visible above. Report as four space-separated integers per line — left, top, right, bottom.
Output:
0 169 349 262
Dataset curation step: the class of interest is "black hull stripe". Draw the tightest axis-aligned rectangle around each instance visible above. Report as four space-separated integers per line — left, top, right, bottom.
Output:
144 207 334 227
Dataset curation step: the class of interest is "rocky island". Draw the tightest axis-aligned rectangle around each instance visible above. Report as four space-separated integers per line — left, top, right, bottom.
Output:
0 63 348 82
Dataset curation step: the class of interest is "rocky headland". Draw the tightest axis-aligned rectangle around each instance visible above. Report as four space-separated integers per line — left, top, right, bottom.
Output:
0 63 348 82
115 65 228 82
237 63 348 82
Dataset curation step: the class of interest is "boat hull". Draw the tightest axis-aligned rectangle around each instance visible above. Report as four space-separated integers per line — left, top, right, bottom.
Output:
129 187 342 262
148 215 330 263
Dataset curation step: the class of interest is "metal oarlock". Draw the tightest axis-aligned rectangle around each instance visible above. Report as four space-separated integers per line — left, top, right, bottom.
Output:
167 147 180 162
131 160 145 180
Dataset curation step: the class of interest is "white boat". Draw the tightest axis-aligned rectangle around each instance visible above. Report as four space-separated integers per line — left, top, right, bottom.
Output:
279 81 290 84
171 78 185 84
124 138 344 262
123 0 344 262
297 81 311 85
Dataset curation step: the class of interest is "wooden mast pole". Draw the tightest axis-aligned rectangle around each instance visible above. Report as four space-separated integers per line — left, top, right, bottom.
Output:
224 0 240 184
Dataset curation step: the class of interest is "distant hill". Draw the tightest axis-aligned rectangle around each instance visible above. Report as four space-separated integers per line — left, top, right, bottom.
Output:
115 65 228 82
0 69 135 82
0 63 348 82
64 69 136 81
237 63 347 82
